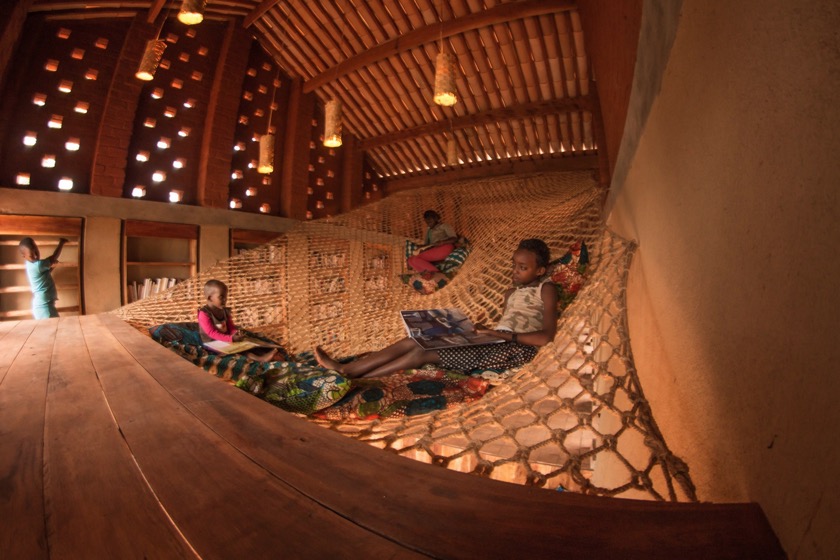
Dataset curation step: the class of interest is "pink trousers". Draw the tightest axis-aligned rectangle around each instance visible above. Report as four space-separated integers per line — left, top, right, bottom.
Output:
407 244 455 273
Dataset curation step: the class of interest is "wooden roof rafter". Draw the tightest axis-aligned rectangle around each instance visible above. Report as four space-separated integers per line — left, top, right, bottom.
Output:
243 0 280 28
303 0 576 93
146 0 167 23
358 96 594 150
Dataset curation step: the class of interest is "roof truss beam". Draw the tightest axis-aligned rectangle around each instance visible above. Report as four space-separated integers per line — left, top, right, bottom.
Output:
303 0 576 93
359 96 594 150
384 154 599 193
244 0 280 28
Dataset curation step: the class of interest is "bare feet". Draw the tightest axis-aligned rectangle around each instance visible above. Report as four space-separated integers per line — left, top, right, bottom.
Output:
315 346 343 373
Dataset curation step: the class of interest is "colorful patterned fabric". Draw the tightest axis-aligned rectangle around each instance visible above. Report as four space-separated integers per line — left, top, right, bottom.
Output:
148 323 350 414
312 367 490 421
235 365 351 414
402 238 471 294
400 270 451 295
548 241 590 311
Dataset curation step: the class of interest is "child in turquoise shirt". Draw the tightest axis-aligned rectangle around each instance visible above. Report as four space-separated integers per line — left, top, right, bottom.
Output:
18 237 68 319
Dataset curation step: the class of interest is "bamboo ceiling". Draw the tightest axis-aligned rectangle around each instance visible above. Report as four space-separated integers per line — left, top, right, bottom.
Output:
31 0 597 180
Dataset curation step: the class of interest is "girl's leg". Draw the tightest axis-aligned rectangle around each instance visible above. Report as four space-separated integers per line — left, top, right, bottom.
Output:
407 244 455 272
316 338 418 377
361 347 441 378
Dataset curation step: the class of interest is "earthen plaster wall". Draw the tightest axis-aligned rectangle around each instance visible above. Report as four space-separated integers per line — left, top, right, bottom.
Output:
608 1 840 557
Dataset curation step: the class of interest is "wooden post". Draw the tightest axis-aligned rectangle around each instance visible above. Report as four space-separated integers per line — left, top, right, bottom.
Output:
197 20 250 209
0 0 34 89
89 14 155 197
280 78 314 220
340 133 364 214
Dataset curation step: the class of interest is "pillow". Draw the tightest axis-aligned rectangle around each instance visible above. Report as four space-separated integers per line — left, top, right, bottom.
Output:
436 240 471 274
400 270 451 295
402 237 471 295
548 241 590 311
150 322 203 346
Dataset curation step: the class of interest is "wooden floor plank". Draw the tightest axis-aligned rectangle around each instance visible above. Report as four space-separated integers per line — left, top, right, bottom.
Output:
43 316 196 558
0 319 18 337
80 314 425 560
100 313 785 560
0 320 36 385
0 320 57 559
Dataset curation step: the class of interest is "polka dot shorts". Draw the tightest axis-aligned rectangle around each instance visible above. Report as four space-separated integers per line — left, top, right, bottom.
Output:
437 341 538 371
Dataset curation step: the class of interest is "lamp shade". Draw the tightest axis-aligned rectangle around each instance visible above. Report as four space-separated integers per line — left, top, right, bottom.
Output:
433 51 457 106
135 40 166 81
258 133 275 174
323 98 342 148
446 137 458 165
178 0 206 25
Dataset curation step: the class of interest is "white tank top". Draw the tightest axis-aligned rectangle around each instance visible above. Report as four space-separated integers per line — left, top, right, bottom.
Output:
495 281 546 333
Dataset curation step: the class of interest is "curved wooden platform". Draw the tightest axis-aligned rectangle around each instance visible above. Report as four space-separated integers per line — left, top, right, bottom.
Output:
0 314 784 559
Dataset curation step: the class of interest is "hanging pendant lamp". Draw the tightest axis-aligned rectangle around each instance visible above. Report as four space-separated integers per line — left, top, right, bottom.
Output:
433 51 457 106
257 133 275 174
135 39 167 81
446 136 458 165
258 73 280 174
323 98 343 148
178 0 206 25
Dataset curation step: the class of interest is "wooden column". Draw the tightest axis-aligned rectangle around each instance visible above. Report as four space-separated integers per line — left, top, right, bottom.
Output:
0 0 34 89
589 82 611 191
339 133 364 214
197 20 250 209
280 78 314 220
89 14 155 197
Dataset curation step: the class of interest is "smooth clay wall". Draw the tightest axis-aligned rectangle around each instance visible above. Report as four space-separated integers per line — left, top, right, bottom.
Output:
608 1 840 557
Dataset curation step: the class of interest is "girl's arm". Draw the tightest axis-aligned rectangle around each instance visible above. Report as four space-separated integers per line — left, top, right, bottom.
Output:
48 238 68 268
225 311 243 341
198 309 237 342
430 223 458 247
517 282 558 347
476 284 558 346
474 288 514 333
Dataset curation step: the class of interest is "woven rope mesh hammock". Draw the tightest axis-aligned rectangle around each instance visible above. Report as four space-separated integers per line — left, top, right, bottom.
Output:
115 170 696 502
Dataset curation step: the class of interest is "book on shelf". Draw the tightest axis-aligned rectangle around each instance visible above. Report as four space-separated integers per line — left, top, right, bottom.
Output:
400 308 505 350
202 337 282 355
127 277 181 303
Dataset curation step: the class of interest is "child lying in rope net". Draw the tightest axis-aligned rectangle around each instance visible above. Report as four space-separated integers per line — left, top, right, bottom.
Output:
148 279 352 415
310 238 591 420
317 238 557 378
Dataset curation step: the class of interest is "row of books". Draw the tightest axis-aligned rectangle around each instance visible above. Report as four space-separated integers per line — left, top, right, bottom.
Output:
127 277 180 303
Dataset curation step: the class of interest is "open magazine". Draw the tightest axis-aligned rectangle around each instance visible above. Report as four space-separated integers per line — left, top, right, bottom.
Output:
400 308 505 350
202 338 281 355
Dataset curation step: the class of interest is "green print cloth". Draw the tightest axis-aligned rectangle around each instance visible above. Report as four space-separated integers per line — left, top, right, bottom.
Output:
149 323 351 414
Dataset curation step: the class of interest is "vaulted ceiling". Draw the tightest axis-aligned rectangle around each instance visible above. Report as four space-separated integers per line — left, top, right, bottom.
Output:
30 0 602 182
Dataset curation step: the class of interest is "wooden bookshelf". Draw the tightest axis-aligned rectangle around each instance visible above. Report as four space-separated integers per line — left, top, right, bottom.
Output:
122 220 198 305
230 229 281 256
0 215 83 320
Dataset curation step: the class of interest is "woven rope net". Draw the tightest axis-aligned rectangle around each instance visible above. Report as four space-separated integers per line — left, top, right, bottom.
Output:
115 170 696 502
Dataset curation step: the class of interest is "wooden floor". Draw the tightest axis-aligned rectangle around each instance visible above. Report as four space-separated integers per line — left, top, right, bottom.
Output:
0 314 784 559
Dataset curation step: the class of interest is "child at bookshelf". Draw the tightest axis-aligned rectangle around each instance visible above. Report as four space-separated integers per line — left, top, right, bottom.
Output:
316 238 558 378
198 279 278 363
18 236 68 319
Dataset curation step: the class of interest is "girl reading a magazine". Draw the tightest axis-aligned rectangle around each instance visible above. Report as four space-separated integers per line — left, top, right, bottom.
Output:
315 239 557 378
